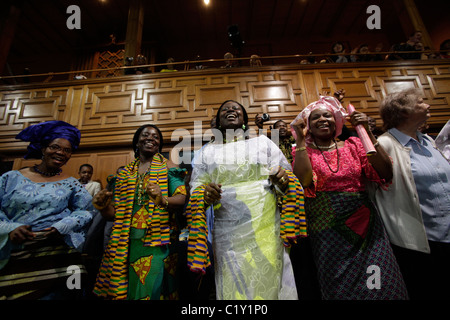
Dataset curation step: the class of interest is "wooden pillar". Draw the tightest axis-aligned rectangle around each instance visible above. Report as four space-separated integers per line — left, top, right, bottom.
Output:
124 0 145 69
0 3 21 75
403 0 434 49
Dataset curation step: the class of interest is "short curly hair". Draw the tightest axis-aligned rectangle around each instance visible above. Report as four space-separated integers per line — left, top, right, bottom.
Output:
379 88 422 131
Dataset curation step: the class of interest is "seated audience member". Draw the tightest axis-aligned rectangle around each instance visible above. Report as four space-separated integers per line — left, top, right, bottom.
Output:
413 42 429 60
250 54 262 67
124 55 151 75
300 52 320 64
78 164 101 197
160 57 178 72
388 31 422 60
134 54 151 74
329 42 350 63
351 44 371 62
372 42 386 61
124 56 135 75
438 39 450 59
350 44 385 62
194 55 206 70
221 52 237 68
0 121 94 300
370 89 450 300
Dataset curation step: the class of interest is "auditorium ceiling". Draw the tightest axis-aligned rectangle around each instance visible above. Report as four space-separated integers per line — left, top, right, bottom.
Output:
2 0 449 65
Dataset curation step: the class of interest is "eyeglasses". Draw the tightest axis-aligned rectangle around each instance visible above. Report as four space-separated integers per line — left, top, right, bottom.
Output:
47 144 72 154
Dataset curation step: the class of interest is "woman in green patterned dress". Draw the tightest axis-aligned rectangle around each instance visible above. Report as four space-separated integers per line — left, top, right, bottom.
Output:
92 124 187 300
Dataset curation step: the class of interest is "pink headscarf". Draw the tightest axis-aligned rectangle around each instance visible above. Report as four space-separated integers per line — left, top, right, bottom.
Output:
290 95 348 144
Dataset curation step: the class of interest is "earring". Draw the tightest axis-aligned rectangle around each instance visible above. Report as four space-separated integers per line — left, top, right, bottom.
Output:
242 124 246 130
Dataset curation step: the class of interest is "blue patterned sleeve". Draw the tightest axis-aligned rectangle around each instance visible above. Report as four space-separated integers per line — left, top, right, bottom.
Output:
0 172 25 269
51 178 96 251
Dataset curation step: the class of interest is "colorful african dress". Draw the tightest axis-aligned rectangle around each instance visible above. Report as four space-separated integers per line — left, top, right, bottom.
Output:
278 136 296 164
295 137 408 300
187 135 307 300
93 154 186 300
0 171 94 299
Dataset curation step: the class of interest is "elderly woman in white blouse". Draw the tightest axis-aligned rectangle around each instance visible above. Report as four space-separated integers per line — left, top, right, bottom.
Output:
370 89 450 300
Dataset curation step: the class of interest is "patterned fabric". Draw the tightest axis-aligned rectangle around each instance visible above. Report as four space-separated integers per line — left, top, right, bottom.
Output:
93 154 186 300
306 191 408 299
0 171 94 299
278 136 296 164
292 137 390 197
279 170 307 245
188 135 305 300
299 137 408 299
290 95 348 144
15 120 81 159
186 171 307 275
0 171 94 269
185 185 210 273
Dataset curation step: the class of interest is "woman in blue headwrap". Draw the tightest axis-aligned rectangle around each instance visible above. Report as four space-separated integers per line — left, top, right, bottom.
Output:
0 120 94 299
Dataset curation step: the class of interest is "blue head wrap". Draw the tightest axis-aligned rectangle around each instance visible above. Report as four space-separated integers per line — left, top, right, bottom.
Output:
16 120 81 159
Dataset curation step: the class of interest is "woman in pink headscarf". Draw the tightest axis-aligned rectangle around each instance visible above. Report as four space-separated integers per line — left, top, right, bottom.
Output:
290 95 408 300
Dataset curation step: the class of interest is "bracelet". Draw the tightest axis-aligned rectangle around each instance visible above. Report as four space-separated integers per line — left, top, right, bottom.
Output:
373 141 380 147
93 200 111 211
295 146 307 152
158 197 169 209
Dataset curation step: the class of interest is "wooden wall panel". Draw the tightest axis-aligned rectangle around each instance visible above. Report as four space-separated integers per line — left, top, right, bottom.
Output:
1 60 449 160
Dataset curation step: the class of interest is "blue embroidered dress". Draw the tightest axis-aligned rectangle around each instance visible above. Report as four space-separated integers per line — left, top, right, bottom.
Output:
0 170 94 269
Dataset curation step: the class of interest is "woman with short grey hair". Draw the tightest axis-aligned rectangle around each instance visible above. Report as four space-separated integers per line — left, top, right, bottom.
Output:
370 88 450 300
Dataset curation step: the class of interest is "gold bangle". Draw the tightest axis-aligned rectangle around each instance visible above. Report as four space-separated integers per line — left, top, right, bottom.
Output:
93 199 111 211
295 146 306 152
158 197 169 209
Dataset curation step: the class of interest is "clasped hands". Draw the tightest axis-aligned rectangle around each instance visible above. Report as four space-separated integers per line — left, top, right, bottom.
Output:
93 182 166 211
9 225 60 245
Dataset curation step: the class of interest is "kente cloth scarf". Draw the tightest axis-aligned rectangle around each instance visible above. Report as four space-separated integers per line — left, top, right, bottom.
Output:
93 154 171 299
186 169 307 274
